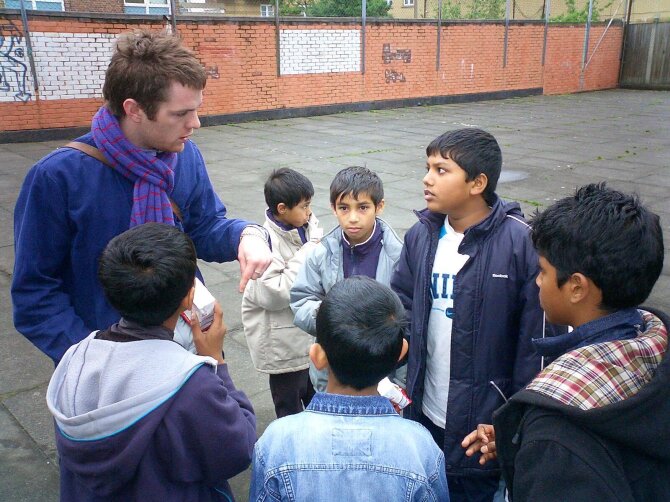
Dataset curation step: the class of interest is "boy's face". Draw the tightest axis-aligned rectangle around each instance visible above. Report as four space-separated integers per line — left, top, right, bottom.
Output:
423 153 479 215
277 198 312 228
332 192 384 245
536 256 572 326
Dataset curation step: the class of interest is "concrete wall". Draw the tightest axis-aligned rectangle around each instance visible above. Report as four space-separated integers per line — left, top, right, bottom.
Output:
0 13 623 133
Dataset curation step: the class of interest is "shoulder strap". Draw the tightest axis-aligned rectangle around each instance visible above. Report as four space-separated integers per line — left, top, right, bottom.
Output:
65 141 111 166
63 141 183 222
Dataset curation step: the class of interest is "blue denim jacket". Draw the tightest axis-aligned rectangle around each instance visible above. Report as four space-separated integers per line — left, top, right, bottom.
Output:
250 393 449 502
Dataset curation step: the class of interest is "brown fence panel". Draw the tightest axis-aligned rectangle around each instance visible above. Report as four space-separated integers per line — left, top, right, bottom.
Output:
620 21 670 89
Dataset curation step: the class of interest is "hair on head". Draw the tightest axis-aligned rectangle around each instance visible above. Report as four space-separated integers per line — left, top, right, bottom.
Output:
103 30 207 120
531 182 664 311
329 166 384 206
426 128 502 205
316 276 406 390
264 168 314 215
98 223 197 326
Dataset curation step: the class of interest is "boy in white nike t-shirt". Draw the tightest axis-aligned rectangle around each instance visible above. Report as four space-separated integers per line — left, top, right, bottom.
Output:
391 128 554 502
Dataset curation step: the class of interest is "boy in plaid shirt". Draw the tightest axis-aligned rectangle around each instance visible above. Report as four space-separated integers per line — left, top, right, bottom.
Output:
462 183 669 501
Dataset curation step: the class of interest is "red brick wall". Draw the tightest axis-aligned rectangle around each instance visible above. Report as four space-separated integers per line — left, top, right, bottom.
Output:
0 14 623 133
543 24 623 94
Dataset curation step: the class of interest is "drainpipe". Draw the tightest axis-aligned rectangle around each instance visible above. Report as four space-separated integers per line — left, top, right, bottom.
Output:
18 0 39 97
168 0 177 33
579 0 594 89
542 0 550 66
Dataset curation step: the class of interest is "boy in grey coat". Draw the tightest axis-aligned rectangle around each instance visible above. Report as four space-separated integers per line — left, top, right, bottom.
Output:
290 166 403 391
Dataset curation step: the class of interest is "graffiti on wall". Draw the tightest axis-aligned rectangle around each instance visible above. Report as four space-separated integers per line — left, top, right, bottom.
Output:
382 43 409 84
382 44 411 64
385 69 406 83
0 22 32 102
206 65 220 79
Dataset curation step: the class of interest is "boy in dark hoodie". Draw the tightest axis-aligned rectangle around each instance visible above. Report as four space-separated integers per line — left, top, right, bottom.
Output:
463 183 668 501
391 128 553 502
46 223 256 502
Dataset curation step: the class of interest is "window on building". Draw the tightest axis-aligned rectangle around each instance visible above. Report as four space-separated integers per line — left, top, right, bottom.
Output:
403 0 414 6
4 0 63 11
260 4 275 17
124 0 170 15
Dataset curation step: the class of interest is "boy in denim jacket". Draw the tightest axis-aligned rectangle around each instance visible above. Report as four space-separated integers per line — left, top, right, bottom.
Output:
251 276 449 502
242 168 321 418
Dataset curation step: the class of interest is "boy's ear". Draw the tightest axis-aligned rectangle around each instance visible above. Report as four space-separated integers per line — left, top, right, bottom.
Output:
470 173 489 196
277 202 287 215
178 283 196 313
309 343 329 371
567 272 598 305
398 338 408 362
374 199 385 215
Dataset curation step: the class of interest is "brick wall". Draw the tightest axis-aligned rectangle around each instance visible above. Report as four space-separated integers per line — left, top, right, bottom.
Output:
0 14 623 133
64 0 124 14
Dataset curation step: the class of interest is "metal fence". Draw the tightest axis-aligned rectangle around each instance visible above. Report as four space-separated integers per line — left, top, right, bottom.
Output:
267 0 631 21
4 0 664 22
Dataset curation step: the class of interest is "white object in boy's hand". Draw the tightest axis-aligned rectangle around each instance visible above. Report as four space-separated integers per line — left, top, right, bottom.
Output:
181 278 216 331
378 377 412 410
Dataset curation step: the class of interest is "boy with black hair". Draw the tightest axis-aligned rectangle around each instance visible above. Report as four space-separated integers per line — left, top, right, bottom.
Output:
251 276 449 501
47 223 256 502
463 183 669 501
242 167 322 418
291 165 403 392
392 128 552 501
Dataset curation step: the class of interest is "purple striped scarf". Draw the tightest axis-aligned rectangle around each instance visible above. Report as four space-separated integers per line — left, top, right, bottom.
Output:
92 106 177 227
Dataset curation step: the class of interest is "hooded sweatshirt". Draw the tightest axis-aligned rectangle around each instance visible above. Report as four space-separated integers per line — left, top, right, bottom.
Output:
46 331 256 502
494 307 670 502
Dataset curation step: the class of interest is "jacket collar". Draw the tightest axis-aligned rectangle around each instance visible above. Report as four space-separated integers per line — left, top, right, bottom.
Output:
322 218 399 254
307 392 397 416
414 195 524 256
266 208 298 232
532 308 643 358
525 309 666 410
341 220 382 255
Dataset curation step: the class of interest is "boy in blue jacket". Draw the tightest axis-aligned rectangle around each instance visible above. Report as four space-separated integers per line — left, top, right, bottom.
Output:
391 128 549 502
46 223 256 502
291 166 403 391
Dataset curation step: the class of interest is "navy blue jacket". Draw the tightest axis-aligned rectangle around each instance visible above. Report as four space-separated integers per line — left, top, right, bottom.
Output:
391 196 548 478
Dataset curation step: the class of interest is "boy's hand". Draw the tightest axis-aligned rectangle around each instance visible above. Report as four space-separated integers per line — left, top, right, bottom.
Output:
192 301 226 364
462 424 497 465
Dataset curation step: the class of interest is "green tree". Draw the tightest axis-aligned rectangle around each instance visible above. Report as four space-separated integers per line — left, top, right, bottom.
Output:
306 0 391 17
441 0 505 19
550 0 612 22
279 0 310 16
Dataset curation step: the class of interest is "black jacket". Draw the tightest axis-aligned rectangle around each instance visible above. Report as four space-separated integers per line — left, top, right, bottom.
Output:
494 307 670 501
391 196 552 478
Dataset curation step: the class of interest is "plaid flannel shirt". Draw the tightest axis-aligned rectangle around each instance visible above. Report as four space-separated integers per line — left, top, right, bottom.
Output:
526 310 667 410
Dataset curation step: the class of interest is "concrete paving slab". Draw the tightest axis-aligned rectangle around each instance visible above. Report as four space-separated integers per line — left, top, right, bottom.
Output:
0 406 59 502
1 89 669 501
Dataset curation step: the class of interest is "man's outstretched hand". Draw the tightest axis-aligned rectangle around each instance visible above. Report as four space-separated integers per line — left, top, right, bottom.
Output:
238 232 272 292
